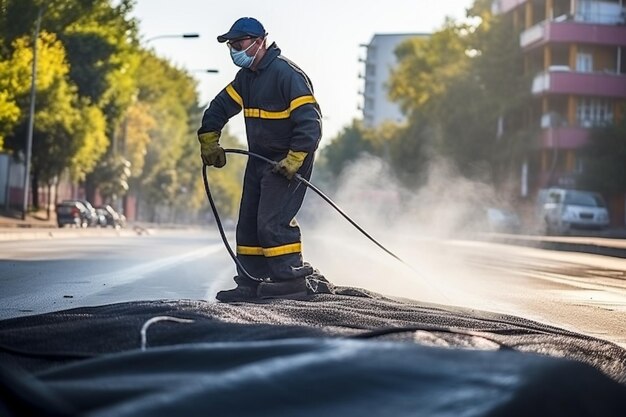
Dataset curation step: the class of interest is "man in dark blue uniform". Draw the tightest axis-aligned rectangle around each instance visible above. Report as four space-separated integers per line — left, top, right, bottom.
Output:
198 17 323 302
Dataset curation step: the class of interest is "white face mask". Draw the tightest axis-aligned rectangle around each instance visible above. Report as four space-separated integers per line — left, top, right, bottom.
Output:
229 39 260 68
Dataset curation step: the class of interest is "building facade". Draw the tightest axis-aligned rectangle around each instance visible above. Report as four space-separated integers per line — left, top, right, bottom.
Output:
493 0 626 225
359 33 429 128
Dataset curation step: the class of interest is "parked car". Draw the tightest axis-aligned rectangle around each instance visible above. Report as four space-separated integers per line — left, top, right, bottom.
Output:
537 188 610 234
96 205 125 229
56 201 90 228
94 208 108 227
62 199 99 227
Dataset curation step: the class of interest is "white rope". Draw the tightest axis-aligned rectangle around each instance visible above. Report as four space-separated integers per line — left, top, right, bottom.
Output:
140 316 195 351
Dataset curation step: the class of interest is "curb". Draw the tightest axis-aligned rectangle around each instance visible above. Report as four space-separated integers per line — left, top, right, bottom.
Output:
0 226 150 241
488 234 626 259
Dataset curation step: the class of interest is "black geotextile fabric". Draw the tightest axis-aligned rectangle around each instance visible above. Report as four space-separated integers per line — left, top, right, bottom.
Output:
1 286 626 416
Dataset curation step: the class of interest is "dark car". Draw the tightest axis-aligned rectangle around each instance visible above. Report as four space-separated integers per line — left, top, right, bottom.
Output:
96 205 125 228
56 201 90 228
62 199 99 227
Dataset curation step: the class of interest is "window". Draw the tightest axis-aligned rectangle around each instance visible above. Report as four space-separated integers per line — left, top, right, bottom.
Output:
576 53 593 72
576 98 613 127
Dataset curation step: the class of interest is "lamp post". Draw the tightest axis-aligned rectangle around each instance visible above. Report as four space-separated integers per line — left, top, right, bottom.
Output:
145 33 200 43
21 7 43 220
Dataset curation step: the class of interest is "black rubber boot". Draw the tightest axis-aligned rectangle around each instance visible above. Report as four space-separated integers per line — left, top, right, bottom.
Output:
304 270 335 295
256 278 308 300
256 269 335 299
216 276 260 302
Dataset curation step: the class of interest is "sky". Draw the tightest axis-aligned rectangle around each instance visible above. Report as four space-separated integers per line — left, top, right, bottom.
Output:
131 0 474 145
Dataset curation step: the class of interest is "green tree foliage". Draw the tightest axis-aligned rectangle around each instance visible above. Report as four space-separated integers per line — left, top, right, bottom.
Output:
69 101 108 182
121 50 245 222
132 52 197 211
321 120 374 178
0 0 242 223
122 101 154 177
60 1 140 130
90 154 131 203
0 0 138 209
382 0 529 185
3 33 87 205
389 19 471 115
0 57 23 149
386 113 432 188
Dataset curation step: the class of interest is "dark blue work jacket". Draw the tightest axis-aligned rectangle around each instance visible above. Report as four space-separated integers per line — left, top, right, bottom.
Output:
198 43 322 160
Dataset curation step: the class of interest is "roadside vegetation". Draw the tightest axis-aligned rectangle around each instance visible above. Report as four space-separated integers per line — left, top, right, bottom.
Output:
318 0 625 207
0 0 244 222
2 0 623 223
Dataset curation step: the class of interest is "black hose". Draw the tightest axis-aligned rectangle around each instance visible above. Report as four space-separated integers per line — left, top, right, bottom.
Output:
202 163 264 282
202 148 411 279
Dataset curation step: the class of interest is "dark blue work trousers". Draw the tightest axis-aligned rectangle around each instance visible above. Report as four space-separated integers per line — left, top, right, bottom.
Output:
235 155 314 282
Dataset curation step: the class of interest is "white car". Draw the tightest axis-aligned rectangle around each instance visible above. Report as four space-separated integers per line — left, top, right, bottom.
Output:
537 188 610 234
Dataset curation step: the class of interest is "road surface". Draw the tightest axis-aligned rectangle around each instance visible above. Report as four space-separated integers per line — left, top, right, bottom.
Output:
1 229 625 348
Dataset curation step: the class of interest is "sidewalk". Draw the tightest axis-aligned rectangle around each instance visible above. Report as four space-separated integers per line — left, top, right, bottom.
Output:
488 232 626 259
0 209 148 240
0 209 57 229
2 210 626 259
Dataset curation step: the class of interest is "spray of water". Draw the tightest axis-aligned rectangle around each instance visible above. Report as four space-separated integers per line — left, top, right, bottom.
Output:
300 154 523 309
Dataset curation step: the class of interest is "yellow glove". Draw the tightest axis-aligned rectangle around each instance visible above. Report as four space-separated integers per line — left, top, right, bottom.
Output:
274 150 307 180
198 131 226 168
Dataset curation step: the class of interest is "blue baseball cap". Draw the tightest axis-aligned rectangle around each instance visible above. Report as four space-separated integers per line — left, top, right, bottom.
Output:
217 17 266 43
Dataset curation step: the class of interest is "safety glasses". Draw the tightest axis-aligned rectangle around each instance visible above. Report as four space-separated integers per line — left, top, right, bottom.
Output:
227 37 254 51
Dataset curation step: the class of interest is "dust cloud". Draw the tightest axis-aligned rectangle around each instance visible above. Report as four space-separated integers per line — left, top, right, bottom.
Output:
300 154 523 310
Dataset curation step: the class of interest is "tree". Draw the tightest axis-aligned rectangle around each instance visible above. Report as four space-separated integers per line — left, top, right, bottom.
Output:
386 113 432 188
389 19 471 116
0 60 23 149
69 101 108 183
384 1 530 187
0 0 139 211
320 120 374 179
3 32 86 209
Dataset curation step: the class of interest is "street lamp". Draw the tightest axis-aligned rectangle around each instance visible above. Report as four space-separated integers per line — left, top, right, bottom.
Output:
192 69 219 74
22 6 44 220
145 33 200 43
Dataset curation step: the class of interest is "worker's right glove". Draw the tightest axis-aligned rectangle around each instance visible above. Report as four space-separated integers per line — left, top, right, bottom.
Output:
198 131 226 168
273 150 307 180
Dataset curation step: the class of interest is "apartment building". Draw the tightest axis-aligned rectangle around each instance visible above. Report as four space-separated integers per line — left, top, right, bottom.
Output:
493 0 626 224
359 34 428 128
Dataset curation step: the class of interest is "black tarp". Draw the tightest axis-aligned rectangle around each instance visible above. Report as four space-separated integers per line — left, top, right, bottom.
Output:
1 287 625 416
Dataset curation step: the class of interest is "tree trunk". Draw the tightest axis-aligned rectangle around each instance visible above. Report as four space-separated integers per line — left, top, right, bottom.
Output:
46 182 51 220
31 170 39 211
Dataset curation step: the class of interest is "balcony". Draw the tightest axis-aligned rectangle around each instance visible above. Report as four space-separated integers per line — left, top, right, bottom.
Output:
521 19 626 49
539 127 590 149
532 69 626 98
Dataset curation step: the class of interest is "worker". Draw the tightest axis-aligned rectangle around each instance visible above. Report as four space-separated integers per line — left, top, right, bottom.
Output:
198 17 325 302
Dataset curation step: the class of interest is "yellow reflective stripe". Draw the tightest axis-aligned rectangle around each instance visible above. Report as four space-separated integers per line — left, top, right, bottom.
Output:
243 95 316 120
237 245 264 256
263 243 302 257
225 84 243 107
290 95 316 112
244 108 290 119
244 108 260 118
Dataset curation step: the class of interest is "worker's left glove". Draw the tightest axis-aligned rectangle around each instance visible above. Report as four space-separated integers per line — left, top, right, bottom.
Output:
198 131 226 168
273 150 307 180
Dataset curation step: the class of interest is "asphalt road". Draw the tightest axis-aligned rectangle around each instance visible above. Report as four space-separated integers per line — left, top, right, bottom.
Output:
0 230 237 319
1 229 625 348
